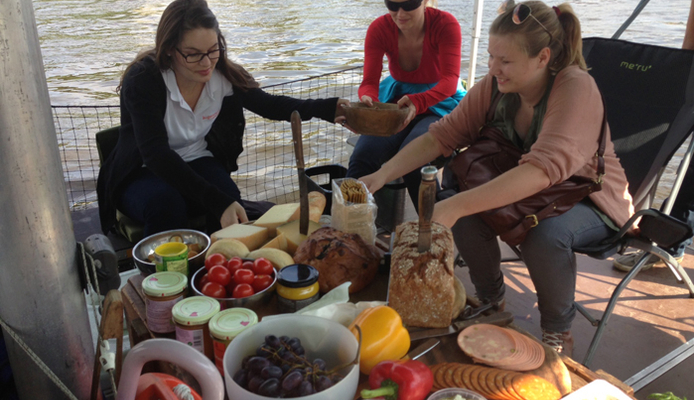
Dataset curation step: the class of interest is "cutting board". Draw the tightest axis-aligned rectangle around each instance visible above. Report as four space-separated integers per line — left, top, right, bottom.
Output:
528 343 572 396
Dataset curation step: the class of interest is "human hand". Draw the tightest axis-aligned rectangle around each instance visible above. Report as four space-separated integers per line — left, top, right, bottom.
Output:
396 95 417 131
220 201 248 228
359 171 388 195
334 98 350 122
360 95 374 107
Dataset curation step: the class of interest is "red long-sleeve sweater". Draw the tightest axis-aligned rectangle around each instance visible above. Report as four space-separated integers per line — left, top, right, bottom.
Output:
359 7 462 114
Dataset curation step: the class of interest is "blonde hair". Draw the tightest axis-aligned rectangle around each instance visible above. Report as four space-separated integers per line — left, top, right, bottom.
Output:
491 1 586 73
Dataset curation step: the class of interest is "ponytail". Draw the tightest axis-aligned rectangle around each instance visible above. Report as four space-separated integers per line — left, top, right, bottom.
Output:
550 3 586 72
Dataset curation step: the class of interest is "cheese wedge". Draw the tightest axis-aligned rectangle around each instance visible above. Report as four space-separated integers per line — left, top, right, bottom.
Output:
253 203 301 237
211 224 269 251
276 220 321 256
261 233 288 251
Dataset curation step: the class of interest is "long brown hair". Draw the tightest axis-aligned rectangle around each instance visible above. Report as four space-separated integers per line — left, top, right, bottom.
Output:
491 1 586 74
117 0 258 93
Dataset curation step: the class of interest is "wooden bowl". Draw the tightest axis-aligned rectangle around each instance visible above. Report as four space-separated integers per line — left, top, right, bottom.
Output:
344 101 408 136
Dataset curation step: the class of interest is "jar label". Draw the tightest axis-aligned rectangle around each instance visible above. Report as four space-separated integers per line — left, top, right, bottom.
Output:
213 339 229 375
175 326 205 353
145 295 183 333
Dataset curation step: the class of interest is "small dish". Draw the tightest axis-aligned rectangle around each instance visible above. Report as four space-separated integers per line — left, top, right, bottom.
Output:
344 101 408 136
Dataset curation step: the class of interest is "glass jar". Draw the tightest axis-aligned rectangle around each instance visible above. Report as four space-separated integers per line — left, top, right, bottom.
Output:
208 308 258 376
142 271 188 333
172 296 220 360
276 264 320 313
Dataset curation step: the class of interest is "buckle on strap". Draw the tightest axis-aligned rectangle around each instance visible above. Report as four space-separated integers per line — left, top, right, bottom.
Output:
525 214 539 227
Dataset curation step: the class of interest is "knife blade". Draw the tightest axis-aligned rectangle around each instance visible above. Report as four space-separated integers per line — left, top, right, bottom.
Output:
403 338 440 360
290 111 309 235
407 311 514 341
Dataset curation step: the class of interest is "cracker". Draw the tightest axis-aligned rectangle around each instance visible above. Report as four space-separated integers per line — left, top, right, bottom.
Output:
476 367 493 398
452 364 467 389
494 370 517 400
504 371 525 400
434 363 449 390
469 365 487 397
443 363 458 388
461 364 476 391
511 373 562 400
340 179 367 203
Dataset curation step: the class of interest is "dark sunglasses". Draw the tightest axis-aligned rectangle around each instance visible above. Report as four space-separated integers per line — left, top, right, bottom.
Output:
384 0 423 12
504 2 553 44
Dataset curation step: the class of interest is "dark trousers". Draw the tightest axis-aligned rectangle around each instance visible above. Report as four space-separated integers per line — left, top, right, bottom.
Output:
117 157 242 237
346 114 440 211
666 161 694 256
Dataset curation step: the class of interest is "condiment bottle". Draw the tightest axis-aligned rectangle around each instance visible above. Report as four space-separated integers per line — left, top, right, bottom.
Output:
172 296 220 360
141 271 188 333
276 264 320 313
208 308 258 376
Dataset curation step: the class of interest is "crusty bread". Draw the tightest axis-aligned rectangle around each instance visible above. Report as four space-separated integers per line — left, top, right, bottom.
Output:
294 227 381 293
388 220 456 328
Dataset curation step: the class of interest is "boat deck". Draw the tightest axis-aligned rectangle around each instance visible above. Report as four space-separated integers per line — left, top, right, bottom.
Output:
71 202 694 399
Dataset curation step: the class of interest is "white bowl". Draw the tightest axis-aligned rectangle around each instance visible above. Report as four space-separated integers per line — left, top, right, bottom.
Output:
223 315 360 399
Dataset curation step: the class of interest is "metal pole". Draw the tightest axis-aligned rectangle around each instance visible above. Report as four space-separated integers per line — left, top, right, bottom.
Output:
0 0 94 398
467 0 484 89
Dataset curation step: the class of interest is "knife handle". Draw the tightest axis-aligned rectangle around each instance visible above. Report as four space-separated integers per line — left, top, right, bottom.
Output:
291 111 304 170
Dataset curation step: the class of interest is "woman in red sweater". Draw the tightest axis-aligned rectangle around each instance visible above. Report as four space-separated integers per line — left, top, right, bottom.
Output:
346 0 465 211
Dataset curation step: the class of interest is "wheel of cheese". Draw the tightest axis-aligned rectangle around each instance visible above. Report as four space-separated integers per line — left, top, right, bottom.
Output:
458 324 517 364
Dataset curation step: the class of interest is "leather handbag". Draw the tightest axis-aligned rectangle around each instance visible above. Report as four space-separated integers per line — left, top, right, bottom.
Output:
448 92 607 246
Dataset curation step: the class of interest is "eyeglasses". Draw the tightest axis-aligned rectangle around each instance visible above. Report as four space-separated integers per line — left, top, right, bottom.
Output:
509 2 553 44
176 47 224 63
384 0 423 12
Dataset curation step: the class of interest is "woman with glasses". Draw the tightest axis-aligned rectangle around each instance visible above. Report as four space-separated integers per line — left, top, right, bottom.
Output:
345 0 466 212
97 0 348 238
360 1 634 357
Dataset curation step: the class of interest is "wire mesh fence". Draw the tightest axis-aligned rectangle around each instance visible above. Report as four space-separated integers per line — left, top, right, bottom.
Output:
53 66 363 211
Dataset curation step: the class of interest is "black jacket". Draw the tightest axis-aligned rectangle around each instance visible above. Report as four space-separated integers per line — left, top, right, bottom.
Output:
97 56 338 234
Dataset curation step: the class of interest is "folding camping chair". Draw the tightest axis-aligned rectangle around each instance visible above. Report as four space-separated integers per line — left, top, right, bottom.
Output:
574 37 694 367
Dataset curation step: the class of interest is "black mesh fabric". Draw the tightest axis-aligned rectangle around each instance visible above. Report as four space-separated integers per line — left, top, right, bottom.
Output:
582 37 694 209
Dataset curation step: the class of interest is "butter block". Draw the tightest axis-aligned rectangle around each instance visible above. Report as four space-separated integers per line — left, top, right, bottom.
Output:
261 233 288 251
211 224 269 251
253 203 301 237
276 220 321 256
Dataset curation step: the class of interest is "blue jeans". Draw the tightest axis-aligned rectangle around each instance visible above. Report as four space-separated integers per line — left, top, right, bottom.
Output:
346 114 440 212
452 201 613 332
117 157 242 237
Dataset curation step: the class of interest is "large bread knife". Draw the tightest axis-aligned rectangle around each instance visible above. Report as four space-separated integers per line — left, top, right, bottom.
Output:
417 166 438 253
291 111 309 235
407 311 514 341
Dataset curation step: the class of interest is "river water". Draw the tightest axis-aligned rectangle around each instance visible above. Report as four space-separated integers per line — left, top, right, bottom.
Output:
35 0 690 105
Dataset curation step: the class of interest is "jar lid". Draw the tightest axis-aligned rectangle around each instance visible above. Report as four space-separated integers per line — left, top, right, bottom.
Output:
172 296 220 325
142 271 188 297
155 242 188 257
208 308 258 340
277 264 319 288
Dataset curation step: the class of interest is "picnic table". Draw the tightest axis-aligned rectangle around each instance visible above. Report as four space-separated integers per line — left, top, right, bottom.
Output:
120 266 635 399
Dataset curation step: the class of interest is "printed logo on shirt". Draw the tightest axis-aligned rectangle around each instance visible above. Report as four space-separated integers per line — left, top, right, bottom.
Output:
203 111 220 120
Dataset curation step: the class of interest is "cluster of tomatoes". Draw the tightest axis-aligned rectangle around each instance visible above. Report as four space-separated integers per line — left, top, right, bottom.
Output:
199 253 275 299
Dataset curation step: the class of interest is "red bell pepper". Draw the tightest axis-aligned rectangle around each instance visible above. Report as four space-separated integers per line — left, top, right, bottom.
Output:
360 359 433 400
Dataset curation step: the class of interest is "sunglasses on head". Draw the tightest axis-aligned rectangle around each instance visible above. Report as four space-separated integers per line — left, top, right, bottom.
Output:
384 0 423 12
502 1 554 44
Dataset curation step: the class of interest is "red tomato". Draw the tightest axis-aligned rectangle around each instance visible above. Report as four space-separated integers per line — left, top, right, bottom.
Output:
201 282 226 298
242 261 254 270
251 274 273 293
199 272 210 288
226 257 243 275
232 283 254 298
234 268 255 285
252 258 274 276
225 281 236 296
205 253 227 271
208 265 231 286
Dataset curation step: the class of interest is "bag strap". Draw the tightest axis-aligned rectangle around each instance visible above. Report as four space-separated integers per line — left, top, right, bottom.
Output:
499 93 610 242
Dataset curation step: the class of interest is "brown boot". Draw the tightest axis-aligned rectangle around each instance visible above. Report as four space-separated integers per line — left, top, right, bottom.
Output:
542 330 574 358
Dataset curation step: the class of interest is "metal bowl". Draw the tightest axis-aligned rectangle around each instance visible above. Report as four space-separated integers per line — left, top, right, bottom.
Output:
190 264 277 310
132 229 211 276
344 101 409 136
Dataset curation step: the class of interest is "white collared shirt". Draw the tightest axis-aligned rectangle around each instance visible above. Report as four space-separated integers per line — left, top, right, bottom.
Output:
161 68 234 162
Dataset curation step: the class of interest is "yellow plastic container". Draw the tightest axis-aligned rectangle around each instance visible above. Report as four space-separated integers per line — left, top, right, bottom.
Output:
154 242 189 275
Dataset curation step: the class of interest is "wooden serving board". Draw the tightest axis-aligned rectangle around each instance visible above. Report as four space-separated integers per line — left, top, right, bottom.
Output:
527 343 572 396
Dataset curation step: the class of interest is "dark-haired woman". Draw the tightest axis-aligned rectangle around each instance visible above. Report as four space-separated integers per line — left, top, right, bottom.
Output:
346 0 465 211
361 1 635 356
97 0 347 238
